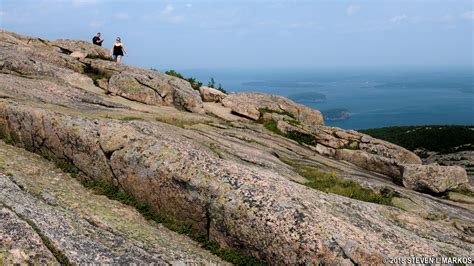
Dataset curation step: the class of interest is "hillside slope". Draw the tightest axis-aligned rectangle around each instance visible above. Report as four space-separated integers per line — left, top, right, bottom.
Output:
0 30 473 264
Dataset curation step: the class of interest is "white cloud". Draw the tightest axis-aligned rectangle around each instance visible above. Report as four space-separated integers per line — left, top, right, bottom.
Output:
115 12 130 20
441 14 454 22
89 20 103 27
461 11 474 20
156 4 187 24
72 0 97 6
346 5 360 15
161 4 175 15
389 14 407 24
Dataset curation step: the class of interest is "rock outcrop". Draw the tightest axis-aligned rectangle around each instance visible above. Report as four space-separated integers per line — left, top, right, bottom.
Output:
199 86 227 102
0 30 204 113
52 39 111 60
0 30 472 264
401 164 469 193
222 92 324 125
0 142 225 265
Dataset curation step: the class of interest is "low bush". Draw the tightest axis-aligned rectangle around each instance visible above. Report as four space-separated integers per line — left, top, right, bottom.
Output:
359 125 474 153
281 158 398 206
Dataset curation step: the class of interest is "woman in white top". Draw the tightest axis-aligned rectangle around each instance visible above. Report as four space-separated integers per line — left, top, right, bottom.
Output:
111 37 127 64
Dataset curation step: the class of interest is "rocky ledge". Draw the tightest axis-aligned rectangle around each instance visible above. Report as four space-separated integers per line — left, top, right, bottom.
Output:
0 30 472 264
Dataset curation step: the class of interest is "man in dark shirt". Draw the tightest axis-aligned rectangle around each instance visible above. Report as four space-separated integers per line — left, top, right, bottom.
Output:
92 33 104 46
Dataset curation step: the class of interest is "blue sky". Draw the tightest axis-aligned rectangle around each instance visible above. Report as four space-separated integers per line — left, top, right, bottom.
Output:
1 0 473 70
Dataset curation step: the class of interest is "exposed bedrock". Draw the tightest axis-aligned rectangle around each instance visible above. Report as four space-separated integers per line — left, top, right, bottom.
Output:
222 92 324 126
0 102 472 264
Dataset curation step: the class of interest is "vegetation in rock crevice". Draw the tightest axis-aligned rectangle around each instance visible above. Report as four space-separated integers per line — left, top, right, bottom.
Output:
258 107 295 120
86 54 112 61
281 158 399 206
82 63 112 86
341 139 360 150
257 109 317 146
51 159 263 265
0 202 71 265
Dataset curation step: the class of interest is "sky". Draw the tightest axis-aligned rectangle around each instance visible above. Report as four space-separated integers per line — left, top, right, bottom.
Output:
0 0 473 70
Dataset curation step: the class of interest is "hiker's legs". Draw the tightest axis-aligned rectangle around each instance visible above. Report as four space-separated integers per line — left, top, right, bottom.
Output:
116 55 122 64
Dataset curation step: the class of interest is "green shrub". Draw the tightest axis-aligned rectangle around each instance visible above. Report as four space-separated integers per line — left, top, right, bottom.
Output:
281 158 397 206
164 69 184 79
54 160 78 178
285 131 317 146
359 125 474 153
81 179 264 265
82 63 111 85
257 109 316 145
258 107 295 120
119 116 143 121
165 70 206 91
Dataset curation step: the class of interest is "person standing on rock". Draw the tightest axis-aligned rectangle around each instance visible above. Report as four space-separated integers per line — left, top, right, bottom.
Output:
111 37 127 64
92 32 104 46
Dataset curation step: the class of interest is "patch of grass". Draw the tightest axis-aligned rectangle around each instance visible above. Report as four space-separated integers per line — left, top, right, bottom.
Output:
154 117 204 128
281 158 396 206
341 139 360 150
449 188 474 197
119 116 143 121
261 119 284 135
423 212 447 221
258 107 295 120
257 114 317 146
54 160 78 178
285 130 317 146
81 179 263 265
82 63 112 86
86 54 111 61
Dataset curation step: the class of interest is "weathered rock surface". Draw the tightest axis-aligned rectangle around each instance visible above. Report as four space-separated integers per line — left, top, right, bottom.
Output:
0 30 204 113
1 102 473 264
0 141 225 265
401 164 469 193
222 92 324 125
51 39 111 60
336 149 402 178
0 206 57 264
257 110 422 178
199 86 227 102
423 150 474 184
0 30 473 264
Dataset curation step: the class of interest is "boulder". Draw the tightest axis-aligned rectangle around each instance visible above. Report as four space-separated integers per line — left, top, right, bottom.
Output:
107 70 204 113
108 72 163 105
222 93 324 126
69 51 86 59
51 39 111 60
199 86 226 102
401 164 469 193
336 149 402 177
314 144 336 156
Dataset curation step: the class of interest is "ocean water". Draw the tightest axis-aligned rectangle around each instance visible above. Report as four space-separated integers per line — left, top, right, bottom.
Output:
179 67 474 130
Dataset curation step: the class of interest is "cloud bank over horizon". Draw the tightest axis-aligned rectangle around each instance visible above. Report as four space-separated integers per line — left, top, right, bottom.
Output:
1 0 472 69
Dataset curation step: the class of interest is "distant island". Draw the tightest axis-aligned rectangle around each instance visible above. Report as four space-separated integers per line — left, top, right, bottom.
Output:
288 92 327 103
321 108 351 121
242 81 321 88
